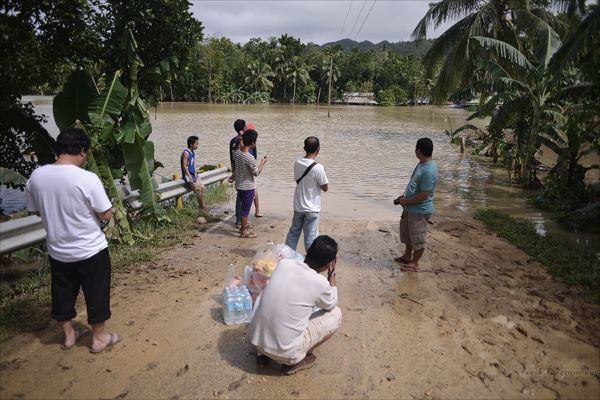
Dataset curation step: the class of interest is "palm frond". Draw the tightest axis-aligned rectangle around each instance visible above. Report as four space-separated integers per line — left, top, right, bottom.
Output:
423 13 477 75
411 0 481 39
550 6 600 74
473 59 511 79
488 96 531 132
472 36 536 71
467 92 515 120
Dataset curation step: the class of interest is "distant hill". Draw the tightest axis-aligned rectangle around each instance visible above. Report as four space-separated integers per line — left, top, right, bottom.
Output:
322 38 433 58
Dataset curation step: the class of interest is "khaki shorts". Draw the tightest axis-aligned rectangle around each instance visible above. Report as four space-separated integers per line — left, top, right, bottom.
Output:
186 179 205 193
399 211 431 251
257 306 342 365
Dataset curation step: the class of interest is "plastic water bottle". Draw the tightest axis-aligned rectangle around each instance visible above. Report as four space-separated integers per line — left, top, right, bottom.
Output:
223 285 254 324
241 288 253 323
223 287 234 324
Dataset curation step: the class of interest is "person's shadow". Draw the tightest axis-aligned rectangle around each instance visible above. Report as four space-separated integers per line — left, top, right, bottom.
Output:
216 324 281 376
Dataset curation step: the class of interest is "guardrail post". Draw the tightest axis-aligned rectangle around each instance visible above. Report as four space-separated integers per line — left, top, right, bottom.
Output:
218 163 227 188
173 174 184 209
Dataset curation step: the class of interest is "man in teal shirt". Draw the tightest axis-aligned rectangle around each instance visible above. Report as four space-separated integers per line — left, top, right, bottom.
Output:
394 138 438 272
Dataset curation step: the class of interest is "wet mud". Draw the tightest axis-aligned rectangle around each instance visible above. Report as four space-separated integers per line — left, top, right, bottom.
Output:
0 215 598 399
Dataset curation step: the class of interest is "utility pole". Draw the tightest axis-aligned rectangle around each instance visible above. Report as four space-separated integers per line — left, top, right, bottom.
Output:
327 57 333 118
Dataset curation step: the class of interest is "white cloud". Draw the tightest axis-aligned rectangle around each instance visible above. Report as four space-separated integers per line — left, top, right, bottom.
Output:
189 0 450 45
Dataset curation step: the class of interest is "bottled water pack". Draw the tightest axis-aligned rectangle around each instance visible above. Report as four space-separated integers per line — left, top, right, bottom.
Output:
223 285 253 325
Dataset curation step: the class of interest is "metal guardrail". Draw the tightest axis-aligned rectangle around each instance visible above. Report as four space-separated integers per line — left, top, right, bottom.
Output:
0 167 230 255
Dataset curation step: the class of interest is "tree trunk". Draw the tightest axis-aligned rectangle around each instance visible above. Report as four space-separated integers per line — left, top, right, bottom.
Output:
292 81 296 104
317 86 322 104
327 58 333 118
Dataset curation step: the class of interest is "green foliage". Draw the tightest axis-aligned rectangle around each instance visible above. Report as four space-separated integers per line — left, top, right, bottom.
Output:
0 103 56 187
532 173 600 233
168 33 429 105
376 89 396 106
475 209 600 302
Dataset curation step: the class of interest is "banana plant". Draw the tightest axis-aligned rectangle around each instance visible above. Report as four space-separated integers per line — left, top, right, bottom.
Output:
53 29 168 243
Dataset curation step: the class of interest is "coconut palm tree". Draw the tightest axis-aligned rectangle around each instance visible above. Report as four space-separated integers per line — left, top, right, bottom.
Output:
286 56 311 104
411 0 573 103
244 61 274 93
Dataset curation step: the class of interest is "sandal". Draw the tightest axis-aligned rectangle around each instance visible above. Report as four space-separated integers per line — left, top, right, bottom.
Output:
239 232 257 238
90 333 122 354
255 213 263 218
61 327 90 350
281 353 316 375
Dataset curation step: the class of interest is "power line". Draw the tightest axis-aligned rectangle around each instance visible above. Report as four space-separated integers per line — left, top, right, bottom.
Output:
353 0 377 41
347 0 367 38
338 1 354 40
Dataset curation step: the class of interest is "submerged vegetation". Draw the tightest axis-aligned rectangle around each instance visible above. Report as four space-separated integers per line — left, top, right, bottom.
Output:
475 209 600 303
423 0 600 232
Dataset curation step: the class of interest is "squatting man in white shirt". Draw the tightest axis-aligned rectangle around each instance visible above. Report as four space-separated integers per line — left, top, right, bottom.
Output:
26 128 121 353
249 235 342 375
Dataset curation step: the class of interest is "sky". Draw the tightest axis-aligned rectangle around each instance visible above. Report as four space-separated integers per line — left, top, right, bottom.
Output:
188 0 451 45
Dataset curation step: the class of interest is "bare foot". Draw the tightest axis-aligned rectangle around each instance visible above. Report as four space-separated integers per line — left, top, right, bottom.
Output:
394 256 411 264
400 263 421 272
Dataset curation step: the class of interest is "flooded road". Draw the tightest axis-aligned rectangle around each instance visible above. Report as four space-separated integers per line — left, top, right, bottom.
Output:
19 96 600 254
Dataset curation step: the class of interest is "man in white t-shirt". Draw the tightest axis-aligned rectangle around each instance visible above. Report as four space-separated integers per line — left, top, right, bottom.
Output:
249 235 342 375
285 136 329 251
26 128 121 353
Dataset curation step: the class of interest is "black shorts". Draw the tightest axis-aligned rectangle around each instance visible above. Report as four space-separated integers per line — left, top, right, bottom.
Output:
49 248 112 325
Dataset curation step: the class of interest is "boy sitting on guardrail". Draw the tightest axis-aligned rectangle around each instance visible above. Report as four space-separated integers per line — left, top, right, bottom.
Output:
181 135 206 212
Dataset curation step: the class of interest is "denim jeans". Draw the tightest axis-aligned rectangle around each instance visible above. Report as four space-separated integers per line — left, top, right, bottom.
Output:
285 211 320 251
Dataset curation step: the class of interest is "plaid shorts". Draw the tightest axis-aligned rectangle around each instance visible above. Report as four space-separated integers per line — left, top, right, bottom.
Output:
399 211 431 251
186 179 205 193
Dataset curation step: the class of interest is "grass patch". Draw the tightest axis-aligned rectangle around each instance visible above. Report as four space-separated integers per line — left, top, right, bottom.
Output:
475 209 600 302
0 182 232 341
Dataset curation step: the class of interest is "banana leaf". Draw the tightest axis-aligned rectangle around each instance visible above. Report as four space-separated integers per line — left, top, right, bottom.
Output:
122 134 166 220
53 69 97 130
89 71 127 141
0 167 27 185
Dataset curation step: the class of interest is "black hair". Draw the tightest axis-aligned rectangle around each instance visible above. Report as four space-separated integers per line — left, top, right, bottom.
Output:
55 127 90 156
234 119 246 133
304 136 320 154
416 137 433 157
242 129 258 146
187 135 199 147
305 235 338 271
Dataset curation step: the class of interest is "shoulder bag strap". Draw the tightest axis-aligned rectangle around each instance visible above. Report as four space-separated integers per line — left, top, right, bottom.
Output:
296 162 318 184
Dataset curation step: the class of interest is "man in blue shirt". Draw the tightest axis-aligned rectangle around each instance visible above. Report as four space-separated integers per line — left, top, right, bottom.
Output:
394 138 438 272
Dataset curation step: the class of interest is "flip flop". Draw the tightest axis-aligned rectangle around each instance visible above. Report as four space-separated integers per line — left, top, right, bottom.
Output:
394 256 411 264
400 265 421 273
239 232 257 238
61 328 90 350
255 213 263 218
89 333 122 354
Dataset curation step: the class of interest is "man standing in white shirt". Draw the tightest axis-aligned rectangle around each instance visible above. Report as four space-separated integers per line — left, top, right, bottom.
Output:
249 235 342 375
26 128 121 353
285 137 329 251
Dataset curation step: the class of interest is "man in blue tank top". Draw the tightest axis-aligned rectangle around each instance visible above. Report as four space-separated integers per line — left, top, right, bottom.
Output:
181 135 205 211
394 138 438 272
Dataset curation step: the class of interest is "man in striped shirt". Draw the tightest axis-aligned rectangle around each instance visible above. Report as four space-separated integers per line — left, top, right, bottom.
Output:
233 129 267 238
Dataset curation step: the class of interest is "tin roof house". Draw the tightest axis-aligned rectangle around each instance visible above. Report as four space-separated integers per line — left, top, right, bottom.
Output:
339 92 378 105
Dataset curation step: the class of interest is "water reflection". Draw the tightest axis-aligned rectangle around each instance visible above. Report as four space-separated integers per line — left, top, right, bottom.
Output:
12 97 599 255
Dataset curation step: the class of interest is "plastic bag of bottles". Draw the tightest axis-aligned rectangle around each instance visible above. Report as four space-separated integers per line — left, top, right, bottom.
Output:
222 264 253 324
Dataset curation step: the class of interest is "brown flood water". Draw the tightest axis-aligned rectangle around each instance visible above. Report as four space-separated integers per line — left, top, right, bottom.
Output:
27 96 599 255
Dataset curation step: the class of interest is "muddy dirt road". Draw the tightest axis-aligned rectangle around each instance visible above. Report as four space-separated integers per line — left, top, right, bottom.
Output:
1 215 598 399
